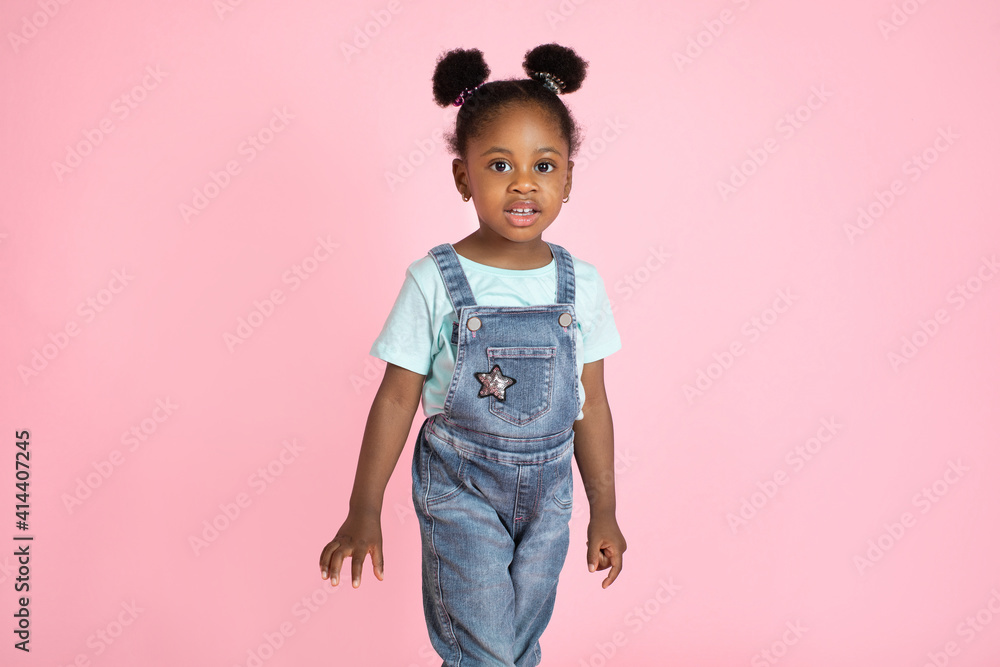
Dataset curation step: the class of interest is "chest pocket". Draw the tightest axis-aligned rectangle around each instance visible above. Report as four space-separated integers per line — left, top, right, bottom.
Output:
485 346 556 426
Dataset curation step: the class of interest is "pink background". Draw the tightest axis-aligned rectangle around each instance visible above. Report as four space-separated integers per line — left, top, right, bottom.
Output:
3 0 1000 665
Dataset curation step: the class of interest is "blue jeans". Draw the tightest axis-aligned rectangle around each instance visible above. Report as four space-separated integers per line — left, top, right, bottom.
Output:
412 417 574 666
410 242 581 666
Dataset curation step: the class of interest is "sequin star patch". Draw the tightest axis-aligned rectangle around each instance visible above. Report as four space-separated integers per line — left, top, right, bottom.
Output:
475 364 516 401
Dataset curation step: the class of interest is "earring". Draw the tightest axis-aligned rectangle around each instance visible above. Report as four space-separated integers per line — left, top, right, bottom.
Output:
563 195 570 203
462 194 470 202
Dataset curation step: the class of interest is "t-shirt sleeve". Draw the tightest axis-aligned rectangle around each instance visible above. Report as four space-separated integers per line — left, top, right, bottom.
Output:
580 265 622 363
369 263 435 376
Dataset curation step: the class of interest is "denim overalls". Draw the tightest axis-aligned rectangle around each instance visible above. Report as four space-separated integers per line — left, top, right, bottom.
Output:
411 242 581 667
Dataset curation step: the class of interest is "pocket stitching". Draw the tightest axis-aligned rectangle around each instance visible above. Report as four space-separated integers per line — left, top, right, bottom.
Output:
553 459 574 509
486 346 556 426
424 433 466 506
552 490 573 510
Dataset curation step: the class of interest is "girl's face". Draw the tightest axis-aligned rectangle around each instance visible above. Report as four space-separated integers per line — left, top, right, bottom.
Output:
453 104 573 248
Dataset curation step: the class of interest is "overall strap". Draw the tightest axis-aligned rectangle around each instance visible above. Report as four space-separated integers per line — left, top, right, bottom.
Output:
428 243 477 312
547 242 576 305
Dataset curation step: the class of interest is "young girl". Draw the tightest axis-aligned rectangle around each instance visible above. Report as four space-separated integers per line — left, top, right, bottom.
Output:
319 43 627 666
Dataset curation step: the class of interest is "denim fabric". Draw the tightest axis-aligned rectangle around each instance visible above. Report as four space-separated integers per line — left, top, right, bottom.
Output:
411 242 581 666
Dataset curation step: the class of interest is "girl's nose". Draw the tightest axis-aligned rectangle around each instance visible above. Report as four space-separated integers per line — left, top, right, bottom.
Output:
510 171 538 193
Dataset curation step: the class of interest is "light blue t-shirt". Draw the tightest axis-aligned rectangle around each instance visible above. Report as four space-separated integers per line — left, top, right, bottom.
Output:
370 249 621 420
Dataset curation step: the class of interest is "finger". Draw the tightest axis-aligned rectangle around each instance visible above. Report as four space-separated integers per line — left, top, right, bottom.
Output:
351 548 368 588
372 543 385 581
592 545 612 571
329 544 349 586
586 539 602 573
319 540 340 579
602 548 623 588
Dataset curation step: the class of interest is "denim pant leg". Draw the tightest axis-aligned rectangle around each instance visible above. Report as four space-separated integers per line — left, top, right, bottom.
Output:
412 422 575 667
413 424 520 666
509 444 574 667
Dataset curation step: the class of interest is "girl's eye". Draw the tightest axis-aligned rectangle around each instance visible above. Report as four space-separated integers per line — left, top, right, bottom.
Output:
489 161 557 173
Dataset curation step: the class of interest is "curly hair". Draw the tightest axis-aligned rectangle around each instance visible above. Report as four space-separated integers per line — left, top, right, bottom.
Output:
431 43 589 162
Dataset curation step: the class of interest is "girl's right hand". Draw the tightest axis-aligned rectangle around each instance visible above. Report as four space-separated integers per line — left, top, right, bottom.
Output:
319 509 384 588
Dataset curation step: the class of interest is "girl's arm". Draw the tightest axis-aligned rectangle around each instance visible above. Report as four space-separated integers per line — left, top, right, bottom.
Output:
319 362 425 588
572 358 627 588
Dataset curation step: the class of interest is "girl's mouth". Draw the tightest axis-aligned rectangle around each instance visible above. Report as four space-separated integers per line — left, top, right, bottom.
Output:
505 207 540 227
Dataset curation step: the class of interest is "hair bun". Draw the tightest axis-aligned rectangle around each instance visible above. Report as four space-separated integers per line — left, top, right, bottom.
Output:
522 43 588 95
432 48 490 107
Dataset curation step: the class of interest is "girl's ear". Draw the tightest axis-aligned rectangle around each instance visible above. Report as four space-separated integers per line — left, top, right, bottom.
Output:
452 158 469 198
564 160 574 198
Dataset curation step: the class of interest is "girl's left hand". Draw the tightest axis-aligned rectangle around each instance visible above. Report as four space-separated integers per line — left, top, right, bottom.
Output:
586 512 627 588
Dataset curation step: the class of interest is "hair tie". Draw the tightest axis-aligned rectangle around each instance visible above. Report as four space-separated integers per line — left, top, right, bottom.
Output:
453 82 485 107
526 69 565 95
